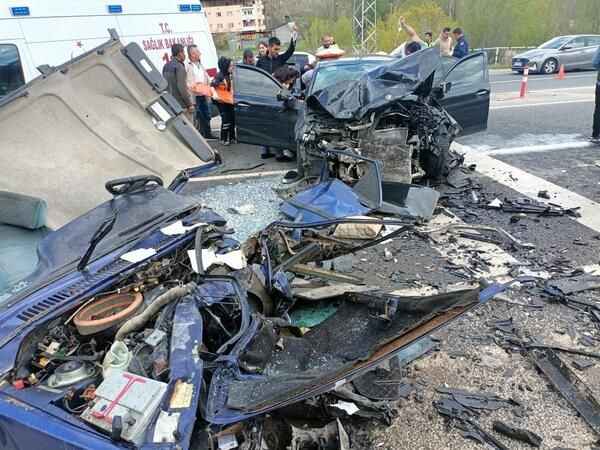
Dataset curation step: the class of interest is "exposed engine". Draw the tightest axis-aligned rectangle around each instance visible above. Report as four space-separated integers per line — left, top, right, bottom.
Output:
298 97 461 184
10 240 246 445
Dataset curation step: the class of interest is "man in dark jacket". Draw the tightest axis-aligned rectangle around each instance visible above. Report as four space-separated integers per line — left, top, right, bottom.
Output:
256 34 297 160
452 28 469 59
162 44 193 114
256 36 296 74
592 46 600 143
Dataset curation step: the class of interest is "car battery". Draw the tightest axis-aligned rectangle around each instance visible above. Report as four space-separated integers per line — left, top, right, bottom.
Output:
81 371 167 445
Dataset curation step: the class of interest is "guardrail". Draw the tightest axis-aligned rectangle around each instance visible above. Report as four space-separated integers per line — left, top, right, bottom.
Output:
476 47 537 66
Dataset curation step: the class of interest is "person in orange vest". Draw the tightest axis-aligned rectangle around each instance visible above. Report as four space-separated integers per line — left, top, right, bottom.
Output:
211 57 235 146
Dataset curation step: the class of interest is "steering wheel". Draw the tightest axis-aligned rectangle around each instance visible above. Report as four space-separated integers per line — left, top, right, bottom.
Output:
105 175 164 196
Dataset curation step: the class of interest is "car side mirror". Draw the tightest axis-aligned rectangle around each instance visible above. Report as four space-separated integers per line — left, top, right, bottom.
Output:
277 90 292 102
433 81 452 99
561 45 572 51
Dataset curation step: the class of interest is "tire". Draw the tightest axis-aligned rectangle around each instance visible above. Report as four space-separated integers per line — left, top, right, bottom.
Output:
421 125 450 181
541 58 558 75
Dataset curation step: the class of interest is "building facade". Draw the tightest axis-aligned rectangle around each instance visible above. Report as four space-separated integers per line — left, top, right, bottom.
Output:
204 0 265 34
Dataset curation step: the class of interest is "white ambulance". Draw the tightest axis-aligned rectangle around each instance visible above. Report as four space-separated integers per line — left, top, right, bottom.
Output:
0 0 217 97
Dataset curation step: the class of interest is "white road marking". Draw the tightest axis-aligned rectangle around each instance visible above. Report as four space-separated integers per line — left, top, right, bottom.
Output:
491 99 594 110
190 169 287 183
491 74 596 85
483 141 593 156
455 142 600 234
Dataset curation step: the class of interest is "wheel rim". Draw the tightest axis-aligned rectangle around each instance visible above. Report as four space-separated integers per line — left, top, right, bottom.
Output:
544 60 556 73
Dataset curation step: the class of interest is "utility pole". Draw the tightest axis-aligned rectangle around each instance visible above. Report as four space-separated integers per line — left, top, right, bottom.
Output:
352 0 377 55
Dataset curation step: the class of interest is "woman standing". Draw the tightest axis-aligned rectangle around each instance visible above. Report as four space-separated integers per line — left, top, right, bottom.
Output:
257 41 268 60
211 57 235 146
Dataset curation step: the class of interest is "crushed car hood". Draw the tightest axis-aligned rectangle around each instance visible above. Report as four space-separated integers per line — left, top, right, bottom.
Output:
306 47 442 120
0 34 216 229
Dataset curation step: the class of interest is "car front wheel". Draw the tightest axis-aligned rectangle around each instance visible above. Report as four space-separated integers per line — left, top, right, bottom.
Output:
421 125 450 181
541 58 558 74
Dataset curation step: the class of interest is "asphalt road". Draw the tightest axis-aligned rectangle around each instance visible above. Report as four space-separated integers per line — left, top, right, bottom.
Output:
460 68 597 148
489 68 597 93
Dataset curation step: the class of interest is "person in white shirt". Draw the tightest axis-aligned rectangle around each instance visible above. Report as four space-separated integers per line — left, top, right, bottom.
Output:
390 17 427 58
186 45 216 139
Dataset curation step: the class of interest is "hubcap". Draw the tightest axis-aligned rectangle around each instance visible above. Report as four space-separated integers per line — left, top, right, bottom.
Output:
545 61 556 73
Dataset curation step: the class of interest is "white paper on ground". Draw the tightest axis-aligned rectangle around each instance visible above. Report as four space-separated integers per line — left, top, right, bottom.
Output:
331 401 360 416
120 248 156 263
488 198 503 208
188 248 247 272
160 220 206 236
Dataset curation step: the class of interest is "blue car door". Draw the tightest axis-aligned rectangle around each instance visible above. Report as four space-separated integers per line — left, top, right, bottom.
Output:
233 64 298 149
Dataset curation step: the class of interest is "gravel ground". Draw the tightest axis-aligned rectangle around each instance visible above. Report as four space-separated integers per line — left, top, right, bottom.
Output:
344 172 600 450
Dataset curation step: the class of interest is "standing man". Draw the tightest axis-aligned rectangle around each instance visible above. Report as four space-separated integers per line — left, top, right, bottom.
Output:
317 34 335 52
186 44 216 140
434 27 453 57
390 17 426 58
592 46 600 143
316 34 345 59
452 27 469 59
257 27 298 160
256 33 297 75
163 44 194 117
423 31 433 47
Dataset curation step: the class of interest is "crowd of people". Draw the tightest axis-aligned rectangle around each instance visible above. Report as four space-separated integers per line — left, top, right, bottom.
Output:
161 19 472 160
391 17 469 58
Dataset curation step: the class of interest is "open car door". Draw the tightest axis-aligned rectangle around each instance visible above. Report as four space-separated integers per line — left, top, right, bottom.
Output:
439 52 490 135
233 65 298 149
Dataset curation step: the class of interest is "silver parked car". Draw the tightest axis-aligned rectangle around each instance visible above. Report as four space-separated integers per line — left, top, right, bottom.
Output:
512 35 600 74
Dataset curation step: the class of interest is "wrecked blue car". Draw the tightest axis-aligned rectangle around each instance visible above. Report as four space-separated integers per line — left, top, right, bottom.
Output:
0 37 492 450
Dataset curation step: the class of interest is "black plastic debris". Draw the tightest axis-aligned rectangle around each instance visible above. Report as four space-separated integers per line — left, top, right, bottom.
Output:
573 359 596 371
436 387 518 411
457 419 510 450
537 190 551 200
545 274 600 296
486 197 581 218
433 398 508 450
492 421 542 448
488 317 516 334
530 348 600 435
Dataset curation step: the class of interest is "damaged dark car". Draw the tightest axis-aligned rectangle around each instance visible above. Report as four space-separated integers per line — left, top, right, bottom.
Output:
234 47 490 182
0 37 499 450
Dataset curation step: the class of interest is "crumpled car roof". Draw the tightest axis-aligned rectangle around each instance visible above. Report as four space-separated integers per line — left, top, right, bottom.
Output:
306 47 442 120
0 37 215 229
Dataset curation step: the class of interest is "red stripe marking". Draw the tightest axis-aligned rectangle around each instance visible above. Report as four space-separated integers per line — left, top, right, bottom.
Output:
92 373 146 423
